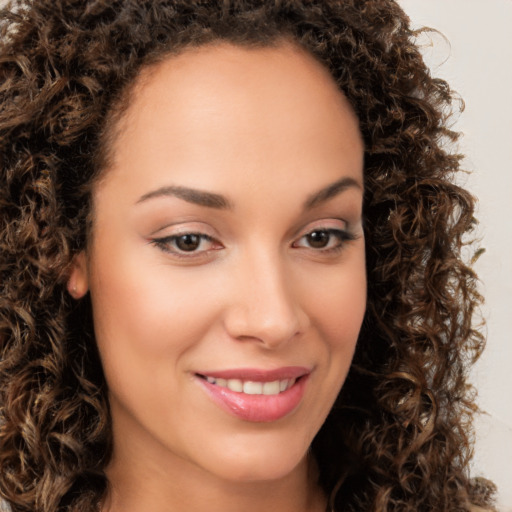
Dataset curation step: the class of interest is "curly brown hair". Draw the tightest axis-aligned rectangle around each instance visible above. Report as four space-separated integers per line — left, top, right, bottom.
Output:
0 0 496 511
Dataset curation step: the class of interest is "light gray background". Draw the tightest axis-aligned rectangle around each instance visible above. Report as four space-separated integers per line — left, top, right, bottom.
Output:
1 0 511 509
398 1 512 509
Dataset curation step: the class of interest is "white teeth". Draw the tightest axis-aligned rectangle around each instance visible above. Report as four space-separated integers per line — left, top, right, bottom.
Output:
243 381 263 395
204 376 296 395
262 380 280 395
226 379 243 392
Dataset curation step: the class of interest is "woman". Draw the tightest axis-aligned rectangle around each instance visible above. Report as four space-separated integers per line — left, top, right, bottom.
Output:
0 1 496 511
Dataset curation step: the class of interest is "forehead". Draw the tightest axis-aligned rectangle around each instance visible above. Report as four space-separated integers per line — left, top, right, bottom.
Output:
99 42 363 201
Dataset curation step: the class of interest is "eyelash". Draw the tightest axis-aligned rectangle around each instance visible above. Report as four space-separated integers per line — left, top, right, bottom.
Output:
292 228 357 254
150 232 219 258
150 227 357 259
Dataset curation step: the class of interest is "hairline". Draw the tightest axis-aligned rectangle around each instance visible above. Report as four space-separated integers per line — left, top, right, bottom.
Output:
86 35 341 241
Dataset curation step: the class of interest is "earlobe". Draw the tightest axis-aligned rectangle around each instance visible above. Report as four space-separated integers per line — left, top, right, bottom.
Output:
67 252 89 299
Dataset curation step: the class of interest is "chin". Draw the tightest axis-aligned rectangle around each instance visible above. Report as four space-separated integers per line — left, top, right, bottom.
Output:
199 434 310 483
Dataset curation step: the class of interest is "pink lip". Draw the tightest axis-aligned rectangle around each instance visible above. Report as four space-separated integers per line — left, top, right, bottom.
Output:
196 366 310 423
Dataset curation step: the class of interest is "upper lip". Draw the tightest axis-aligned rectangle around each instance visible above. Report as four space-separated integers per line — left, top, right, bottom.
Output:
195 366 310 382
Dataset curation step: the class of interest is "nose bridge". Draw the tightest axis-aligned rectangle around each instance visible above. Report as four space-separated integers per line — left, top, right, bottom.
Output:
224 244 304 347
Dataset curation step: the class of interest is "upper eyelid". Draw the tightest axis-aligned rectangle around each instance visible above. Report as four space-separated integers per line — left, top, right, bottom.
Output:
294 227 353 244
153 232 217 245
149 221 218 237
151 218 351 241
150 233 221 258
294 218 349 237
149 213 356 238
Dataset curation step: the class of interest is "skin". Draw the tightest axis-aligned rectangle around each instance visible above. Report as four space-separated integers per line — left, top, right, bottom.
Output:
69 42 366 512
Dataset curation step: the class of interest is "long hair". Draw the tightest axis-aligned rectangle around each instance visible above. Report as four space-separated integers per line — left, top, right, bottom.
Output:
0 1 495 510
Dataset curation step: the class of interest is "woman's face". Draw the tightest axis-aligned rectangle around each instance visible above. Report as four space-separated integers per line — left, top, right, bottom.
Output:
72 43 366 484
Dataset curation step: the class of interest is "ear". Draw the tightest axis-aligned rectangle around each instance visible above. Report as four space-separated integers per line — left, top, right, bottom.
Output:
67 252 89 299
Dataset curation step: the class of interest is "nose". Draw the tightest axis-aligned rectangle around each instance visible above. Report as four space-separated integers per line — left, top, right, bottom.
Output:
222 250 308 349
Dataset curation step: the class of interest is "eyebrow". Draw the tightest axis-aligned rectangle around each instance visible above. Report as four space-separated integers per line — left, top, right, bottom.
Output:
136 176 362 210
136 185 232 209
303 176 362 210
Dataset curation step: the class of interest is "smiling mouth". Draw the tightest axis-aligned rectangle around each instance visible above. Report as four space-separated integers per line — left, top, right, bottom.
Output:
195 368 310 422
197 375 297 396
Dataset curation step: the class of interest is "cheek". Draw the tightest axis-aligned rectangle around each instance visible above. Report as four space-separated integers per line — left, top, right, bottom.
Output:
295 252 366 438
304 252 366 351
87 243 221 390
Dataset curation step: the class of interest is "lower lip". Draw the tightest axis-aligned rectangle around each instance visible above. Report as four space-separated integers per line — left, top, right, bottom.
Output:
198 376 308 422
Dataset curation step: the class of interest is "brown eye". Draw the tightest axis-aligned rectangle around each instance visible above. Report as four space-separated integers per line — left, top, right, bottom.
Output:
306 230 331 248
293 227 356 253
151 232 222 257
175 234 201 251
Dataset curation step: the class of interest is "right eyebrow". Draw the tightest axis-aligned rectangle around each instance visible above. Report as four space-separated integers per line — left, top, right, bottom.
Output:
136 185 232 210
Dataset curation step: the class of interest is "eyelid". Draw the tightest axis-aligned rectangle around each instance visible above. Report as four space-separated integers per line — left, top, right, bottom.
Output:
148 218 359 259
148 219 217 237
294 218 349 237
291 218 358 252
293 227 355 246
148 222 224 260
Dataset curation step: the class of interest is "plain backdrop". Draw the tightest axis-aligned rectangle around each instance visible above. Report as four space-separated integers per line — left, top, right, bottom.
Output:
397 1 512 509
1 0 511 509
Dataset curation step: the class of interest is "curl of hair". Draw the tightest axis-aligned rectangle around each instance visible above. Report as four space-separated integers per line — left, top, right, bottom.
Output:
0 1 495 510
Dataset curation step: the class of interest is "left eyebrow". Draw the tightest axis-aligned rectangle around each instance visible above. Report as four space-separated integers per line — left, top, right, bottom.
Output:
303 176 362 210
